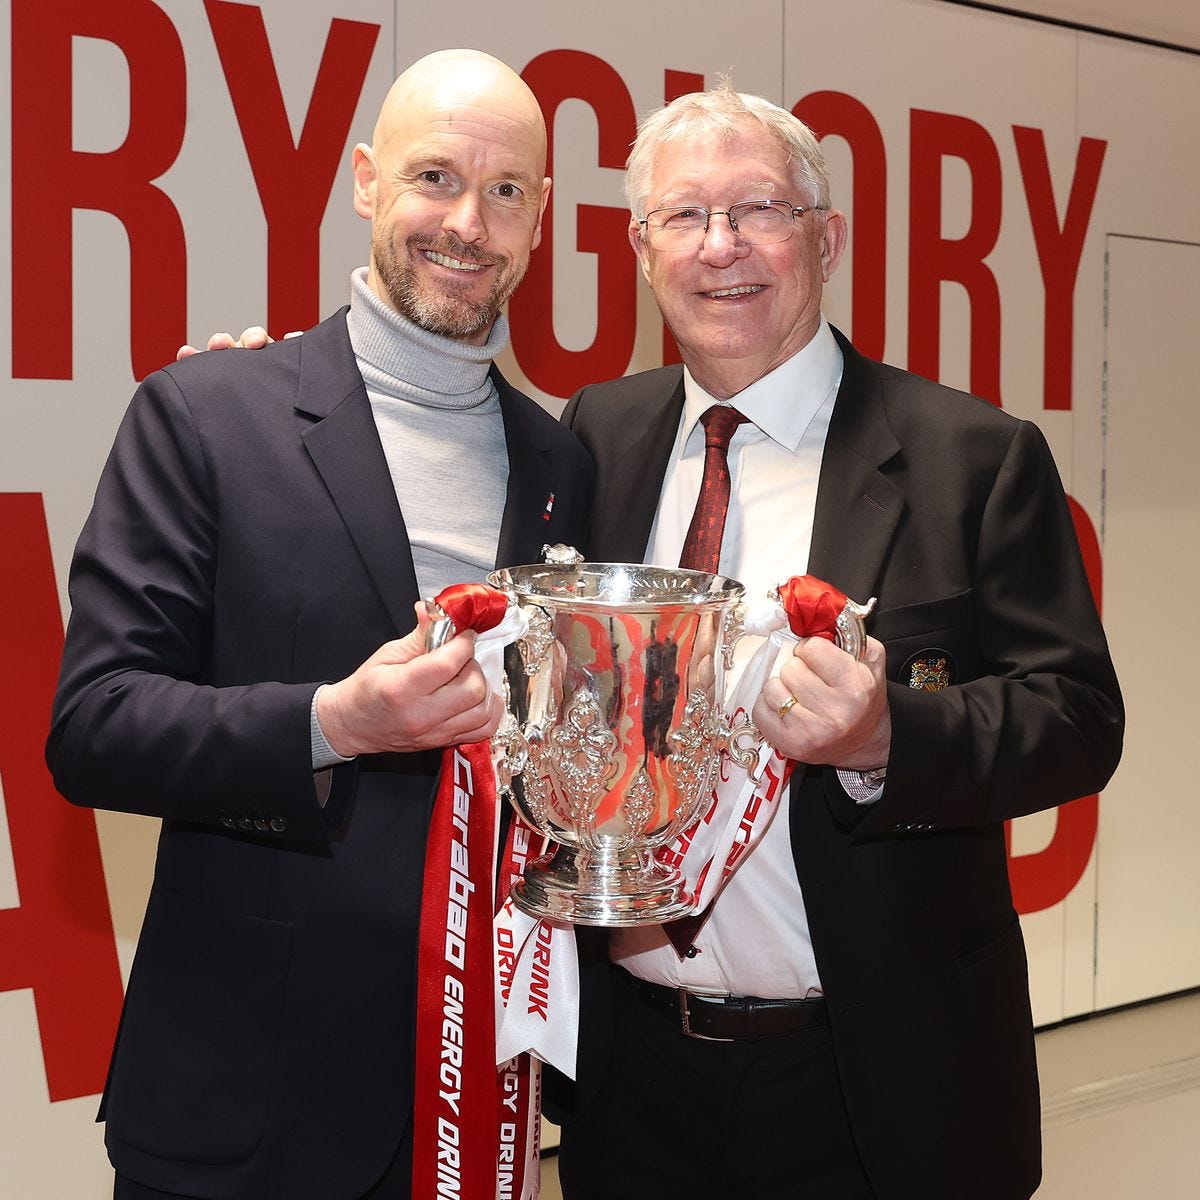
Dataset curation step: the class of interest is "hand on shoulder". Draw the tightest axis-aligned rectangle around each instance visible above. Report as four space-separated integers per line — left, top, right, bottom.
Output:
175 326 301 361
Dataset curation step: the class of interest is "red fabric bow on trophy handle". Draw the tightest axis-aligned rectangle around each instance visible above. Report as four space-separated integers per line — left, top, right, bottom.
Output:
772 574 876 660
424 581 511 649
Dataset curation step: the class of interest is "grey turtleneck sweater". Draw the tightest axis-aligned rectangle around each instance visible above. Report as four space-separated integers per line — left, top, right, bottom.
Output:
345 266 510 600
312 269 511 769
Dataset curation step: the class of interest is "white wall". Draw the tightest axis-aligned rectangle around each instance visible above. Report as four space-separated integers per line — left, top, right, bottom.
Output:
967 0 1200 49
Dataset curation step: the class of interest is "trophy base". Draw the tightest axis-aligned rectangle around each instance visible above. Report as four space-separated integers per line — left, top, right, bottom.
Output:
511 845 695 927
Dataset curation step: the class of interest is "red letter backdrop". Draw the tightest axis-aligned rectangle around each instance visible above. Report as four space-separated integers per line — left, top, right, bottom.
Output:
0 494 124 1101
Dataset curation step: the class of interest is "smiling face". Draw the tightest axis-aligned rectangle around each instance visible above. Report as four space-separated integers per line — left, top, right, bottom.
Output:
630 123 847 398
354 52 550 344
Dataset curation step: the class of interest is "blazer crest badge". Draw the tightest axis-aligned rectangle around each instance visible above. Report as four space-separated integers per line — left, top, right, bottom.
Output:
902 648 954 692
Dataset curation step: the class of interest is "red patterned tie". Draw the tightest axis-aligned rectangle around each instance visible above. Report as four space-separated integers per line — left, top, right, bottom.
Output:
670 405 745 958
678 405 749 573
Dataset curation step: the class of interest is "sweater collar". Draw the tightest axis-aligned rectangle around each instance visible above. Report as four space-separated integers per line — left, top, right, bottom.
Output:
345 267 508 408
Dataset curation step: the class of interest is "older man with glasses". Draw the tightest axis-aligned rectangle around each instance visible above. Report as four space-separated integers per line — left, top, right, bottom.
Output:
550 80 1123 1200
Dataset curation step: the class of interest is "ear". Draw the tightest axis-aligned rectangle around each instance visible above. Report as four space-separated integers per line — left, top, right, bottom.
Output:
529 176 552 252
820 209 849 282
352 144 377 220
628 217 652 285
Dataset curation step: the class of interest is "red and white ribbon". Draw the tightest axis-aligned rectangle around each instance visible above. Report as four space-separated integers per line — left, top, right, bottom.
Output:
494 900 579 1079
412 585 544 1200
492 822 550 1200
657 575 851 943
412 572 852 1189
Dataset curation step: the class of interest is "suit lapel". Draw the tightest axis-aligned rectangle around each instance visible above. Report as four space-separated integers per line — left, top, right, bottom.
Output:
808 328 905 602
579 341 901 592
296 309 420 634
493 367 562 569
588 367 685 563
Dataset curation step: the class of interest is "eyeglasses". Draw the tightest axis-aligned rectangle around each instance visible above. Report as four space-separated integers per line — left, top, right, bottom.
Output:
638 200 829 247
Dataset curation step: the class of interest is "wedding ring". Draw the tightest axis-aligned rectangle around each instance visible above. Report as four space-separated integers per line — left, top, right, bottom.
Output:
777 694 798 720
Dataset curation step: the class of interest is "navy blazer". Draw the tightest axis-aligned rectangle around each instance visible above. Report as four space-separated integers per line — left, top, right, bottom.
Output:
48 309 593 1199
553 329 1123 1200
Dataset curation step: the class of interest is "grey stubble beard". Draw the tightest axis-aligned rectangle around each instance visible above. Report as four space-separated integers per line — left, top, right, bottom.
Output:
371 230 526 340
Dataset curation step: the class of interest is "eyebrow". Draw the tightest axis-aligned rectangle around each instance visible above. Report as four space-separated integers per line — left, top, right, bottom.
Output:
655 179 780 205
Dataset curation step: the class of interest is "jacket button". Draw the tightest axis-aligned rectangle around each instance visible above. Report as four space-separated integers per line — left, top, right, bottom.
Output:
253 818 269 832
219 815 236 829
238 817 253 831
270 817 287 833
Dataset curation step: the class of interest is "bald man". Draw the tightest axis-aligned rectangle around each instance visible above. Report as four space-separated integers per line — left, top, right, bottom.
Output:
47 50 592 1200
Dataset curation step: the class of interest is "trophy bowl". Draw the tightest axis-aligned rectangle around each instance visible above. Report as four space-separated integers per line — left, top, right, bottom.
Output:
486 552 757 927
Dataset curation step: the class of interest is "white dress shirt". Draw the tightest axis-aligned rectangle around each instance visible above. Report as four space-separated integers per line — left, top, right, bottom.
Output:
611 319 844 999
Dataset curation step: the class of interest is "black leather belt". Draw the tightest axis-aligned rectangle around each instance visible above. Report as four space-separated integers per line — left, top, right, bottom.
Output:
625 972 828 1042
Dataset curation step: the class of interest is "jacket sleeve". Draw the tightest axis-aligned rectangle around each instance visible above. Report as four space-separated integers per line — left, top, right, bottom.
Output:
849 418 1124 836
45 369 348 843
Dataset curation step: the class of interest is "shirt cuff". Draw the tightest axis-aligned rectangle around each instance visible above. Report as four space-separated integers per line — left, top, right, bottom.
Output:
836 767 885 806
311 685 356 771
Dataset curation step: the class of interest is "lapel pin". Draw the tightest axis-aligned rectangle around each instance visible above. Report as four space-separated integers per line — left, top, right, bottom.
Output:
542 492 555 521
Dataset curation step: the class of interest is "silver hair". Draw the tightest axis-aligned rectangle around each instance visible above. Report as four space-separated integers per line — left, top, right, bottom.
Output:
624 78 831 222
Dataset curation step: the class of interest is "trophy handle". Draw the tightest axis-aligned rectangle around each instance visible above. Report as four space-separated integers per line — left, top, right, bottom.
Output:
834 597 877 662
541 543 584 566
423 598 457 651
712 592 877 782
517 603 555 676
719 711 763 775
721 601 747 672
422 588 562 846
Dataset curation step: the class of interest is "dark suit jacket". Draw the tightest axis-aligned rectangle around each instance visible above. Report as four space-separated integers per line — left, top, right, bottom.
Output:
46 309 593 1200
553 329 1123 1200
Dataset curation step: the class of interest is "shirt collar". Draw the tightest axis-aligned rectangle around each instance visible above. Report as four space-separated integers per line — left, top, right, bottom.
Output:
680 318 843 452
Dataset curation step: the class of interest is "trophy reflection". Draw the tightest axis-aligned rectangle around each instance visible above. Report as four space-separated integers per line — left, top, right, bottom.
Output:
488 548 758 927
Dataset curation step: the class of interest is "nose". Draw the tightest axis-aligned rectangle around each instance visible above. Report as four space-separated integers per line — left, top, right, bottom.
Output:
442 190 487 245
698 212 749 266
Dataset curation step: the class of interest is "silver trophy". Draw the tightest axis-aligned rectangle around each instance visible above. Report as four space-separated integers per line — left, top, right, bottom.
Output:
429 547 872 927
479 546 754 927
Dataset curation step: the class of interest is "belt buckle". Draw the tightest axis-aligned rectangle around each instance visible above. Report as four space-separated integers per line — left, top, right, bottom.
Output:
677 988 736 1042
